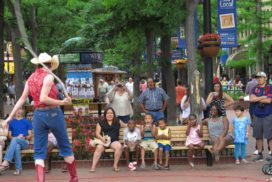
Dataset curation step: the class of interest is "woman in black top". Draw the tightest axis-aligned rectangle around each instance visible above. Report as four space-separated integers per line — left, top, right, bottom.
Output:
206 82 234 117
90 107 126 172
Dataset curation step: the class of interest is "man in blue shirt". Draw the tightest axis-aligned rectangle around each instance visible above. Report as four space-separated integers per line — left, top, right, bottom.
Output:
139 78 169 124
0 108 32 175
250 72 272 162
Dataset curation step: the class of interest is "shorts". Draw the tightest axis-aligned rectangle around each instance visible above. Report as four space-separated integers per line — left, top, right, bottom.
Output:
158 143 171 152
0 141 5 149
140 140 158 152
123 141 140 151
253 114 272 139
117 115 130 123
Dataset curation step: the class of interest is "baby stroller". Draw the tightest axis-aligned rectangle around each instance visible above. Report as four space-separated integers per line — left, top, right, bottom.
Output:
262 161 272 175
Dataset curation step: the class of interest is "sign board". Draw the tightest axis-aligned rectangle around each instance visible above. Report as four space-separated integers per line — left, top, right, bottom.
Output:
59 53 80 63
217 0 238 48
4 62 14 74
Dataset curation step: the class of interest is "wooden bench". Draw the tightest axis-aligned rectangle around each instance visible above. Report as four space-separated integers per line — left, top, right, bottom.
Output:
104 126 235 166
4 128 73 155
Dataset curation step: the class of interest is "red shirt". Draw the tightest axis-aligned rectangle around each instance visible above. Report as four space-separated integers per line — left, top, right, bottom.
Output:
27 68 58 108
176 85 186 104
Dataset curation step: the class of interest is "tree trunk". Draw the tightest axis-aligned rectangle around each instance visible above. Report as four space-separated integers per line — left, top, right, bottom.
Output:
11 27 24 99
30 6 38 55
145 28 154 78
185 0 201 118
160 35 176 125
132 51 142 120
256 0 263 72
0 0 4 118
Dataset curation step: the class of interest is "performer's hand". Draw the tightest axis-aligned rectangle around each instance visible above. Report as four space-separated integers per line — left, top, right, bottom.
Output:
2 117 11 129
62 96 72 105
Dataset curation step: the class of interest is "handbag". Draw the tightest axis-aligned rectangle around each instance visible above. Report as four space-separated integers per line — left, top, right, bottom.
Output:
89 135 111 147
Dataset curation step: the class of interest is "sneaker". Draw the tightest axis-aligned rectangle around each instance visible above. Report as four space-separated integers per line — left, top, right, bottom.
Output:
128 162 136 171
139 163 146 169
269 151 272 155
152 163 160 170
242 159 249 164
253 150 258 155
267 155 272 161
253 154 263 162
235 160 240 165
164 165 170 170
189 162 194 167
158 163 163 169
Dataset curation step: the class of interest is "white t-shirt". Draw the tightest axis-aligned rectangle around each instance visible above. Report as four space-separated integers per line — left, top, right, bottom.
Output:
0 125 7 141
123 128 141 142
125 82 134 94
180 95 205 119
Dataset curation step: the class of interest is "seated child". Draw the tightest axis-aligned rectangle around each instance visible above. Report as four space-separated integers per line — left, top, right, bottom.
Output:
156 118 171 170
45 131 58 173
0 120 8 163
123 120 141 171
140 114 159 170
45 132 67 173
185 114 204 167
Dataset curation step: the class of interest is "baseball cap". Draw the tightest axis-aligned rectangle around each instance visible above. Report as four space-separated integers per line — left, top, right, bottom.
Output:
256 71 267 77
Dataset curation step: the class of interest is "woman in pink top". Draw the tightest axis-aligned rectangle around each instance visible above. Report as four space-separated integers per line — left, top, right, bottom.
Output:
185 114 204 167
2 53 78 182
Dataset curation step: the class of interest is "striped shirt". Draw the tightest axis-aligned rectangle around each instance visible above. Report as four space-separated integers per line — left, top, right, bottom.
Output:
138 87 169 111
143 125 154 141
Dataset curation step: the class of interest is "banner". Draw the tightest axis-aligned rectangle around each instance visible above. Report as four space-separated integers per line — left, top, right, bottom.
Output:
217 0 238 48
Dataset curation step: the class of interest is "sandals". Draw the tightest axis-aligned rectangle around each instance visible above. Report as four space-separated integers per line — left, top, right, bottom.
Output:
89 168 96 173
0 164 9 172
13 169 22 176
113 167 120 172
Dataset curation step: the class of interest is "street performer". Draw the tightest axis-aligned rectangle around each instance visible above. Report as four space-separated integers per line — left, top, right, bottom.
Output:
1 53 78 182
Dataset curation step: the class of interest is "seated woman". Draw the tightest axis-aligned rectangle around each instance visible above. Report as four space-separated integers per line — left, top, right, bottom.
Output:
90 107 126 172
202 104 232 161
0 108 32 175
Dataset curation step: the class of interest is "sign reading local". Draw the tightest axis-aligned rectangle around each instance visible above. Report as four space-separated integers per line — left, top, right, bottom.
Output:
219 0 235 9
217 0 237 48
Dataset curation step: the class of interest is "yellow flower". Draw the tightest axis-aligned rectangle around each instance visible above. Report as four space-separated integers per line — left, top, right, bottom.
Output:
174 59 188 64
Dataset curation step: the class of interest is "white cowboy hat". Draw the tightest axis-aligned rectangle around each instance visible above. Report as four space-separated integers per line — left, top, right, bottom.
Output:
31 52 59 70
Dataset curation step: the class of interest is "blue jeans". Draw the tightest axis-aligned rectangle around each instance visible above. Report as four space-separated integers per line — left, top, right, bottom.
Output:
33 107 73 160
234 143 246 160
148 111 164 124
4 138 29 170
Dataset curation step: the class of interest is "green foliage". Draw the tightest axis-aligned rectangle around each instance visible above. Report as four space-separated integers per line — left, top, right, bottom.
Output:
226 59 255 68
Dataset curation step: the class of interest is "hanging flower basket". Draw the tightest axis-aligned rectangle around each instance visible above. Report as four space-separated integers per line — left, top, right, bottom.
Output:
174 58 188 69
198 33 221 57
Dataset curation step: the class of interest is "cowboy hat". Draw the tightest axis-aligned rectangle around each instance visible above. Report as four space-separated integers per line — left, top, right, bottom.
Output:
31 52 59 70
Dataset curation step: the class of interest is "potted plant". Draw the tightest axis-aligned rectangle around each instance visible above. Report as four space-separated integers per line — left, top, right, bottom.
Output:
198 33 221 57
174 58 188 69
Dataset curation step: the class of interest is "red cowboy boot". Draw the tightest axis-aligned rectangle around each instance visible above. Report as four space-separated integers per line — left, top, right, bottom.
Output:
35 164 45 182
66 160 78 182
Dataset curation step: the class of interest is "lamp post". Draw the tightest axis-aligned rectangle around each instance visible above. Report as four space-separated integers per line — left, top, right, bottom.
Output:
203 0 213 97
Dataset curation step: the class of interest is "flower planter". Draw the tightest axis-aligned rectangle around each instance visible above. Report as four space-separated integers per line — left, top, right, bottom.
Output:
202 44 220 57
176 63 185 69
198 33 221 57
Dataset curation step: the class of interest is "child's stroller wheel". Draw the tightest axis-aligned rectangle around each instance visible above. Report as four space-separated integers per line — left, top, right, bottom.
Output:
266 163 272 175
263 164 269 175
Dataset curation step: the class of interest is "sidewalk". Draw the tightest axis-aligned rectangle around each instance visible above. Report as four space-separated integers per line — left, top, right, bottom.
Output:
0 162 269 182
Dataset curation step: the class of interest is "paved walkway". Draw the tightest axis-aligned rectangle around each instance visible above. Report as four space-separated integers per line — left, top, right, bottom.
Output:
0 162 270 182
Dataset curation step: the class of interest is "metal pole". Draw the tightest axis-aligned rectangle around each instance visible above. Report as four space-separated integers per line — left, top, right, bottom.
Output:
203 0 213 97
6 49 9 75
